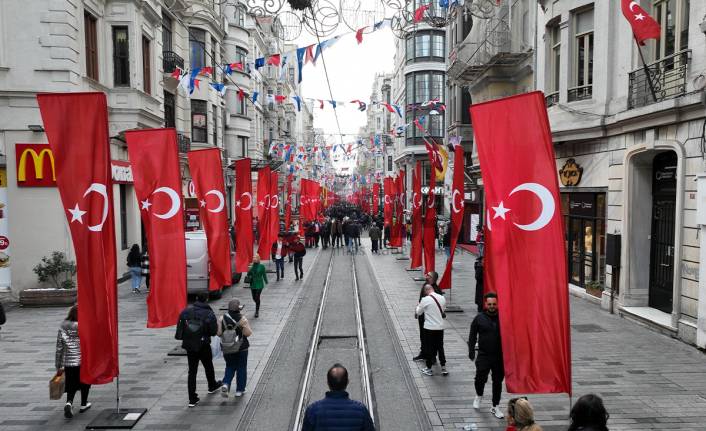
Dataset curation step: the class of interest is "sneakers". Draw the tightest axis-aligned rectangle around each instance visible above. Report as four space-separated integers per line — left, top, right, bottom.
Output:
208 381 223 394
472 395 482 409
64 402 73 418
220 384 229 398
254 311 259 318
234 390 245 397
441 366 449 376
412 353 424 361
188 398 200 408
420 367 433 376
491 406 505 419
79 403 92 413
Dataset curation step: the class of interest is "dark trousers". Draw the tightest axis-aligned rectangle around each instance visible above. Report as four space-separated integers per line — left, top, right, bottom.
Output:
423 329 446 369
417 315 425 350
143 274 150 289
64 366 90 405
251 288 262 312
474 356 504 407
274 258 284 279
322 235 330 248
294 257 304 279
314 233 320 246
371 239 379 253
334 234 342 247
187 343 217 403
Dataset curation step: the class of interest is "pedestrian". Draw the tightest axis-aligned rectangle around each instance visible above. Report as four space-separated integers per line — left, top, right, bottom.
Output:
350 221 360 253
141 249 150 291
506 397 542 431
469 292 505 419
126 244 142 293
383 222 390 248
314 221 321 247
290 236 306 281
246 254 268 318
55 305 92 418
271 235 287 282
218 299 252 398
322 218 331 249
343 218 351 252
415 284 447 376
443 226 451 258
474 257 484 313
568 394 609 431
369 223 381 254
413 271 443 361
355 221 361 246
302 363 375 431
175 294 221 407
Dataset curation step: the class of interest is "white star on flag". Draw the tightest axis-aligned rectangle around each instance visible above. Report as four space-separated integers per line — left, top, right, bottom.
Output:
200 200 206 207
141 199 152 210
68 204 87 224
492 202 511 220
235 200 241 207
634 13 645 20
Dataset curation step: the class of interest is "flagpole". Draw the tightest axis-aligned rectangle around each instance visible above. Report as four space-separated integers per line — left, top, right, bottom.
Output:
633 36 658 102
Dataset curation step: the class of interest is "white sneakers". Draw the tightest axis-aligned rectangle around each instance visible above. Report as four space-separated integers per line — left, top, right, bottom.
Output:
490 405 505 419
221 384 229 398
420 367 433 376
472 395 482 409
234 390 245 397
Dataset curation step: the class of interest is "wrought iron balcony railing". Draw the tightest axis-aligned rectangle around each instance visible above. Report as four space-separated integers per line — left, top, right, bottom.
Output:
628 50 690 110
568 85 592 102
177 133 191 154
545 92 559 107
163 51 185 74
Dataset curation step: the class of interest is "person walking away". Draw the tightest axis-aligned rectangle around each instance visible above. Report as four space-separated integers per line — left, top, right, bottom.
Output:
474 257 484 313
568 394 609 431
271 235 287 281
369 223 381 254
350 221 360 253
141 249 150 291
314 221 321 247
290 236 306 281
334 218 343 247
415 284 447 376
355 221 361 246
343 218 351 252
175 294 221 407
443 226 451 259
55 305 91 418
322 219 331 249
126 244 142 293
469 292 505 419
246 254 268 318
302 364 375 431
413 271 442 361
218 299 253 398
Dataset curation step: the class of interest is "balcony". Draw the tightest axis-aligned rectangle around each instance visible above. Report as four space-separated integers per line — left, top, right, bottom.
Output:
545 92 559 107
177 133 191 154
568 85 592 102
628 50 690 110
163 51 184 74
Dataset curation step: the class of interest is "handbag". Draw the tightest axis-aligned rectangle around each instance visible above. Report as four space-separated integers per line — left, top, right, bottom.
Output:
244 273 253 284
49 372 65 400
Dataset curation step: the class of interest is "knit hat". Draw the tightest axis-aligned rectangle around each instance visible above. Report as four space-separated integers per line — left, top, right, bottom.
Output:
228 299 244 312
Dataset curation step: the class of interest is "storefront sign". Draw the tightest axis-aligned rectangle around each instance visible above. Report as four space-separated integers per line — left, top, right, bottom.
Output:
111 160 133 184
559 158 583 187
0 168 10 288
568 193 595 217
421 186 444 194
16 144 56 187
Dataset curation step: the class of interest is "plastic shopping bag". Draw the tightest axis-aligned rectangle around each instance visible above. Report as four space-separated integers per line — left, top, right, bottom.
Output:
49 372 65 400
211 337 223 360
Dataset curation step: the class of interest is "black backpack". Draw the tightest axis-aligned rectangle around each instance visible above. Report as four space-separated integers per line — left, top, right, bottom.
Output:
176 308 205 352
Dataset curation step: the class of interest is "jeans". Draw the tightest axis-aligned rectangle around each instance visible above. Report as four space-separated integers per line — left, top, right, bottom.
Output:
423 329 446 369
129 267 141 290
274 258 284 279
64 366 90 405
474 356 504 407
187 343 218 403
294 257 304 279
223 350 248 392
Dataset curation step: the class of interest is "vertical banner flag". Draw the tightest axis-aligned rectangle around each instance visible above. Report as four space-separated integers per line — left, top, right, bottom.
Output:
285 174 293 231
257 167 271 260
423 168 437 274
373 183 380 215
269 171 280 242
438 146 465 290
234 159 253 273
37 92 119 384
187 148 232 291
126 129 187 328
383 177 393 228
470 91 571 394
391 172 405 247
410 162 423 269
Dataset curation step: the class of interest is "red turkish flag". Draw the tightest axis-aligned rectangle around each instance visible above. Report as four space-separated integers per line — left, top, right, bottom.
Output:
383 177 393 228
391 173 405 247
438 146 464 290
470 91 571 395
37 92 118 384
126 129 187 328
269 171 280 241
285 174 293 231
414 4 429 22
410 162 423 269
234 159 253 273
267 54 281 66
372 183 380 215
423 170 436 274
621 0 661 45
257 167 271 260
187 148 232 291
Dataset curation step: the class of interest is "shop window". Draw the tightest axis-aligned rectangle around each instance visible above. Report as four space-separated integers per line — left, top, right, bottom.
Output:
562 192 606 288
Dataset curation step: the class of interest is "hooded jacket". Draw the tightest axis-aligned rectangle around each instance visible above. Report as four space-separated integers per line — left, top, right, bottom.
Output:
55 320 81 369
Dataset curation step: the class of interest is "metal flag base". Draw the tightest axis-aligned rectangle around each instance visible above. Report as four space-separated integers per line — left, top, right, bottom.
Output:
85 408 147 429
396 256 410 261
406 268 422 272
412 277 425 282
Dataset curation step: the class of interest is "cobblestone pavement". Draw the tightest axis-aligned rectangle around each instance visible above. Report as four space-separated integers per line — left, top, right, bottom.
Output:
0 248 321 431
364 242 706 431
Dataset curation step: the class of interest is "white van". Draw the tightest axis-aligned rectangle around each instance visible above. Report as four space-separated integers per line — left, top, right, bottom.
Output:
185 230 237 298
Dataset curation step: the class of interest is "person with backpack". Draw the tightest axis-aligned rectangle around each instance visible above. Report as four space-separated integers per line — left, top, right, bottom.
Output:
218 299 252 397
126 244 142 293
246 254 268 318
290 236 306 281
175 294 221 407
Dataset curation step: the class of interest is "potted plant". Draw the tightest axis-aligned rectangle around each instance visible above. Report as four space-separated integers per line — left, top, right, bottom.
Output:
585 280 604 298
20 252 77 306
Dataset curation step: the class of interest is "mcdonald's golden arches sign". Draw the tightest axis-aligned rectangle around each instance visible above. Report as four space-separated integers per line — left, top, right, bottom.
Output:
15 144 56 187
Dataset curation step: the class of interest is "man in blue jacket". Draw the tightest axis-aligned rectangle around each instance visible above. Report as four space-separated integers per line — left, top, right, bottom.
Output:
303 364 375 431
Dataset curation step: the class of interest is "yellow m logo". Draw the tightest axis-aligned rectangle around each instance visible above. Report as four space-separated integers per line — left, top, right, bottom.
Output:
18 148 56 182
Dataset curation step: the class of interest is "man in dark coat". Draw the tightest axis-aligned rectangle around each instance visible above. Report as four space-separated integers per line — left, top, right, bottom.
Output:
474 257 484 313
290 236 306 281
175 294 221 407
468 292 505 419
368 224 381 254
302 364 375 431
321 218 331 249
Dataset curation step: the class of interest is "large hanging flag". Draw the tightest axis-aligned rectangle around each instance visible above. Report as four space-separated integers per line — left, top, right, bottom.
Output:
285 174 293 231
410 162 423 269
383 177 393 228
436 144 449 182
438 145 464 290
187 148 232 291
37 92 119 384
234 159 253 273
257 167 271 260
372 183 380 215
269 171 280 243
126 129 187 328
423 168 436 275
470 91 571 395
390 173 405 248
621 0 661 45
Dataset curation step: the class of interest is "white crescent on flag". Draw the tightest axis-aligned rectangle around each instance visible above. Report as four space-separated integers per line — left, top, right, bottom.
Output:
205 190 225 213
153 187 181 220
